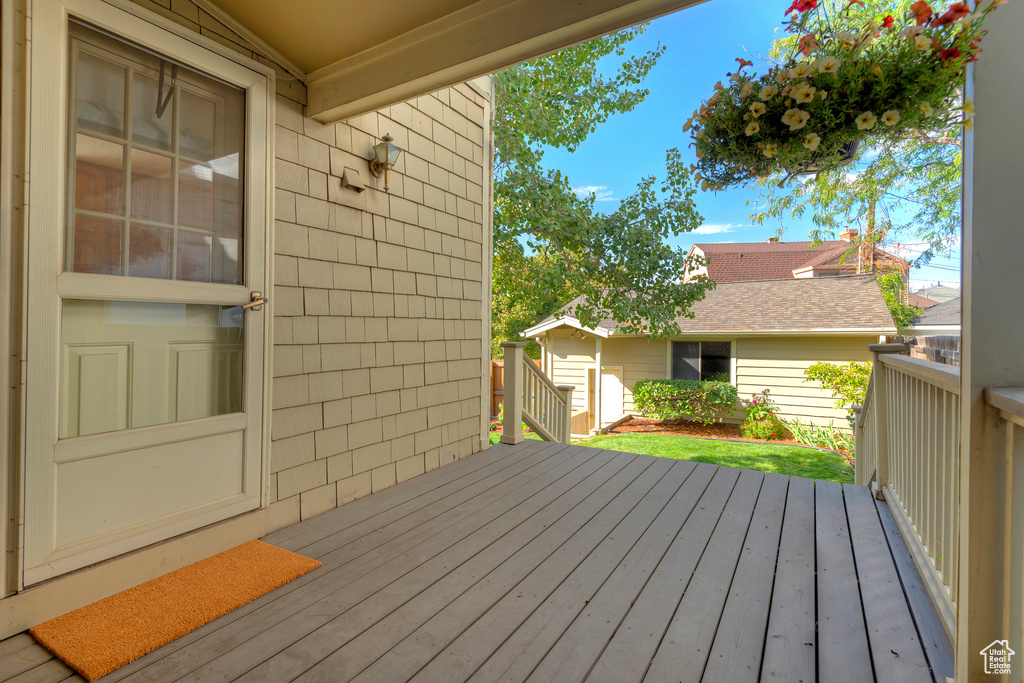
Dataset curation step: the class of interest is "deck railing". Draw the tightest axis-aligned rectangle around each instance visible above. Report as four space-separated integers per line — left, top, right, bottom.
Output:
982 386 1024 655
500 342 573 444
857 343 961 639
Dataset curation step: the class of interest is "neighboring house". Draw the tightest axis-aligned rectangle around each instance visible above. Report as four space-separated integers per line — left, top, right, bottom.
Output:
913 283 961 304
523 275 896 432
908 296 961 366
908 291 941 308
684 229 908 283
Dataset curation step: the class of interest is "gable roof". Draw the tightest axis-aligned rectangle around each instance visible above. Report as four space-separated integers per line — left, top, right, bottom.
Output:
524 274 896 337
691 240 905 283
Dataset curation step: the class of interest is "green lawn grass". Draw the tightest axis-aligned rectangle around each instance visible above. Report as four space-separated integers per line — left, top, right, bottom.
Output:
580 433 854 484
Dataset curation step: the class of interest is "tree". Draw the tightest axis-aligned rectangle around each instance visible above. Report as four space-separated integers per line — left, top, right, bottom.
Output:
747 0 964 265
491 27 711 357
877 269 923 332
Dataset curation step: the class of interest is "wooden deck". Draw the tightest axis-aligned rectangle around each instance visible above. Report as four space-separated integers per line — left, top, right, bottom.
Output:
1 440 953 683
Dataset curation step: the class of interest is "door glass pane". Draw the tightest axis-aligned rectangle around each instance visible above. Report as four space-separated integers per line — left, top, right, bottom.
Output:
75 134 124 215
128 223 171 279
129 148 173 223
59 299 244 438
76 51 125 137
132 72 173 151
67 22 245 284
72 216 123 275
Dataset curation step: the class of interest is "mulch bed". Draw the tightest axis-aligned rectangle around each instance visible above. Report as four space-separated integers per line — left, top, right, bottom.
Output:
608 416 802 445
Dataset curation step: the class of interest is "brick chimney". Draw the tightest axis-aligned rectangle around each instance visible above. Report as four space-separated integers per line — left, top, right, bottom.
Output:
840 228 859 242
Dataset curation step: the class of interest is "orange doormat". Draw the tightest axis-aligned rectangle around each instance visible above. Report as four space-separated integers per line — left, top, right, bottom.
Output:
29 540 320 681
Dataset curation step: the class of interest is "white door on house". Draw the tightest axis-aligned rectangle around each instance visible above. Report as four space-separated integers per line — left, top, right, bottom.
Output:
601 367 624 427
23 10 271 585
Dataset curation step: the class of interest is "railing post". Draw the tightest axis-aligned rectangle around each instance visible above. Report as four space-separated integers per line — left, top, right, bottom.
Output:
852 403 865 486
557 385 574 444
868 343 907 499
500 342 526 445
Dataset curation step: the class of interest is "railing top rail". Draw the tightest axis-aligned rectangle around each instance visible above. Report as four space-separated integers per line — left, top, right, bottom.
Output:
522 352 567 401
985 386 1024 426
877 353 960 395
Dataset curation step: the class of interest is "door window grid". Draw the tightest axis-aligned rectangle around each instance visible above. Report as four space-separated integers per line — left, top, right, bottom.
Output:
66 24 244 284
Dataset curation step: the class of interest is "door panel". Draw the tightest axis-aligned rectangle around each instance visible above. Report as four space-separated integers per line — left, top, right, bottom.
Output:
601 368 623 426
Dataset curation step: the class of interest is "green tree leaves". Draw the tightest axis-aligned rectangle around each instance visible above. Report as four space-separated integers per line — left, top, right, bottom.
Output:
491 26 711 355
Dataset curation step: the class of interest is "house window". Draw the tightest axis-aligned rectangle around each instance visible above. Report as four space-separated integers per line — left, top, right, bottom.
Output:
672 341 732 382
67 21 245 284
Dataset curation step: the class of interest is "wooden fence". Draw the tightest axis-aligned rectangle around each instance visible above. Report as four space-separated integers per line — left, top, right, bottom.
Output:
490 357 541 418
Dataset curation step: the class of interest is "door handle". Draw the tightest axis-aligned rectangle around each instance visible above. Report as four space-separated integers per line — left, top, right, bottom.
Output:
242 291 269 312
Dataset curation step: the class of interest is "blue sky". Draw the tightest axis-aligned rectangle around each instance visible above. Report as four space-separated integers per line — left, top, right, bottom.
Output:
540 0 962 291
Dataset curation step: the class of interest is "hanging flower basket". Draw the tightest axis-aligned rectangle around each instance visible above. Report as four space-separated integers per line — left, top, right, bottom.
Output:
786 138 860 175
685 0 1000 191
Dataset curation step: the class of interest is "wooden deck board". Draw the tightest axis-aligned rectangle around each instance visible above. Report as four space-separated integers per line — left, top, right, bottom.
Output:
845 485 933 683
759 476 817 683
286 454 665 683
0 442 951 683
631 469 766 683
696 472 789 683
815 480 873 683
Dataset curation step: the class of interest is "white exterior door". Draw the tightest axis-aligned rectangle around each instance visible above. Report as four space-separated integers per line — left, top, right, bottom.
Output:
23 0 273 585
600 367 624 427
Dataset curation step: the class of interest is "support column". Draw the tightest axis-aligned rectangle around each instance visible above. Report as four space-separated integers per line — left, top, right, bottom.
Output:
958 5 1024 678
500 342 526 445
557 384 574 443
594 337 603 431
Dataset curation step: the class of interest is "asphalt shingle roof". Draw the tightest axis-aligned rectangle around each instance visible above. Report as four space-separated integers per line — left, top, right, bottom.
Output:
692 240 905 283
914 297 960 326
528 274 896 335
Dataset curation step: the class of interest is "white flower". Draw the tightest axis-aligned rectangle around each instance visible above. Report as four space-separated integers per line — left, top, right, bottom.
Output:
792 82 816 104
682 118 694 132
856 111 878 130
749 102 766 118
881 110 901 127
901 26 926 39
963 98 975 118
713 80 725 91
763 143 778 158
919 102 933 116
740 81 754 99
774 71 788 85
835 30 857 43
745 121 761 136
730 72 744 83
964 117 974 132
781 108 811 131
758 85 779 101
789 63 814 79
872 64 884 78
914 35 933 51
815 56 841 74
802 133 822 152
865 19 879 32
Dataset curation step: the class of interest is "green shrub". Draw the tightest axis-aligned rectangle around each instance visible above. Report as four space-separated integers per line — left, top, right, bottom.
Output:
741 415 788 441
632 379 738 426
740 389 786 441
804 361 872 413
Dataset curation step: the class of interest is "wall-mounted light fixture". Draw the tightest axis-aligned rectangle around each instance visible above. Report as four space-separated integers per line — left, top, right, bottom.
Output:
368 133 402 192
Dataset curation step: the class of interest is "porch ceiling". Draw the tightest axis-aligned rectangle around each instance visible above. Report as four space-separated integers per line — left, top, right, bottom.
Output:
204 0 708 122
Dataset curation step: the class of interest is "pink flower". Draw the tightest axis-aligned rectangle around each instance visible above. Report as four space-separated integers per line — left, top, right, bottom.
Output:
785 0 818 15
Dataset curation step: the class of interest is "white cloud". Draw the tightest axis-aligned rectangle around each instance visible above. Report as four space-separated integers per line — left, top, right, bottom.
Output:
692 223 748 235
572 185 617 202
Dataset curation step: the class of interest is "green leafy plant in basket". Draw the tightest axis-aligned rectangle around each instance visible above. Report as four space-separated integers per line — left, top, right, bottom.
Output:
685 0 1001 190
